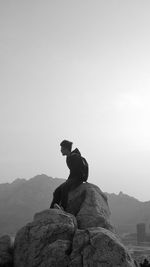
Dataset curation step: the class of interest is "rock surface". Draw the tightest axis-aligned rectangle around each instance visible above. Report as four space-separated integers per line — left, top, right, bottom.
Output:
14 209 77 267
12 183 136 267
69 227 135 267
0 235 13 267
67 182 113 231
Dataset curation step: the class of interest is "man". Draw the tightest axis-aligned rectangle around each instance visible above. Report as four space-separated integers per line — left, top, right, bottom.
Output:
50 140 84 210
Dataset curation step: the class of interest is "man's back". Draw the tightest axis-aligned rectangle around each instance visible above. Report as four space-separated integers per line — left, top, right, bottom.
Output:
66 148 83 180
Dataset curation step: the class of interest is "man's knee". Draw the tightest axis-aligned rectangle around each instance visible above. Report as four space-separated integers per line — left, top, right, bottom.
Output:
54 182 65 196
53 186 60 197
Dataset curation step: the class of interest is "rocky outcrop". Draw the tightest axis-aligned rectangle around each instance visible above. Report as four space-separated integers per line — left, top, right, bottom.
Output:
13 209 136 267
69 227 135 267
1 182 137 267
14 209 77 267
67 182 113 230
0 235 13 267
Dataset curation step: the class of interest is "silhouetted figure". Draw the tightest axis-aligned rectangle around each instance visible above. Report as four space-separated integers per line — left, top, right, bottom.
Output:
140 258 150 267
50 140 88 210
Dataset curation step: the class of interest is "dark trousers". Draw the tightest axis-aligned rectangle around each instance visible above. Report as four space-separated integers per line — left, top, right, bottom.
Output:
50 178 83 210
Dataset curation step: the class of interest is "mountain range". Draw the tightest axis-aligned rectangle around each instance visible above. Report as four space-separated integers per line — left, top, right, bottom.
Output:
0 174 150 236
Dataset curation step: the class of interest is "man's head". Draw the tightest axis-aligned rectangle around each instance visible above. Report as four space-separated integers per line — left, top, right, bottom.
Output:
60 140 73 156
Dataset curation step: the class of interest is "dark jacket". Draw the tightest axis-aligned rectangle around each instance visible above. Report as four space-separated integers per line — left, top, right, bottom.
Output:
66 148 83 181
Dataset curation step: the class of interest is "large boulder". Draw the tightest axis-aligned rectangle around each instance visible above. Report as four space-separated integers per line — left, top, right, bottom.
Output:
69 227 136 267
13 183 137 267
66 182 113 231
14 209 77 267
0 235 13 267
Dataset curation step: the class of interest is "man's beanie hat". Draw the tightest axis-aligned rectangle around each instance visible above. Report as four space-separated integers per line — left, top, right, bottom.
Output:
60 140 73 151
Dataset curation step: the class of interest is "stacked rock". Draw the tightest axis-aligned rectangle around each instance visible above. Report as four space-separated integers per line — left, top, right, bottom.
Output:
1 183 138 267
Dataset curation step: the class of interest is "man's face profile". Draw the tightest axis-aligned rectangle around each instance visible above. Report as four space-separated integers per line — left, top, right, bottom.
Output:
61 146 68 156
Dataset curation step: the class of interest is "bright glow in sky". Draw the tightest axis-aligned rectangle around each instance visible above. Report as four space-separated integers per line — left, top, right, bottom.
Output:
1 0 150 201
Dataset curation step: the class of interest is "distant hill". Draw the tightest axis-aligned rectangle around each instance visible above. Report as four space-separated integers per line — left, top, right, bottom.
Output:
0 174 150 236
107 191 150 234
0 174 64 236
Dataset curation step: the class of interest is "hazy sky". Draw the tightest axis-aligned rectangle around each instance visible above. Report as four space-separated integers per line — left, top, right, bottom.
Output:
1 0 150 201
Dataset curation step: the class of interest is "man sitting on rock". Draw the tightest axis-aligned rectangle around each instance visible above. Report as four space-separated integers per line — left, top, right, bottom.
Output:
50 140 86 210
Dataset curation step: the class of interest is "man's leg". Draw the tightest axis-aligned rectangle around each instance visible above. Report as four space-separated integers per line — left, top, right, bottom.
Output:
50 183 64 208
60 179 82 210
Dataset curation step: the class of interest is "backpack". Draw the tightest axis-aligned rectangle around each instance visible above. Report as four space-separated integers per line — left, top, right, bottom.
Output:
81 157 89 182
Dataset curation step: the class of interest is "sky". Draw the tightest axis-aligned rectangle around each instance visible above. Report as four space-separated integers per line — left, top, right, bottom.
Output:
1 0 150 201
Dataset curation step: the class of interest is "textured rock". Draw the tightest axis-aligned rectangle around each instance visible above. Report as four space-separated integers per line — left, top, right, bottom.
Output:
69 227 136 267
13 183 137 267
0 235 13 267
66 182 113 230
14 209 77 267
